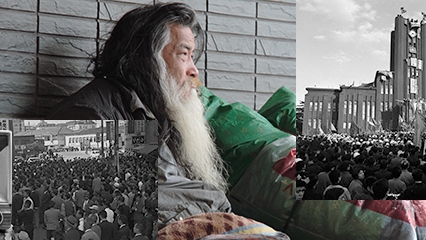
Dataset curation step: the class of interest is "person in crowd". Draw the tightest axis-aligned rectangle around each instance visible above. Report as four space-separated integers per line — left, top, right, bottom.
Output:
21 188 34 211
30 183 41 229
399 159 414 187
12 186 24 226
131 223 148 240
114 215 131 240
295 180 306 200
99 210 114 240
51 189 64 210
400 169 426 199
81 217 100 240
40 185 52 228
44 200 64 240
17 200 35 240
61 192 76 217
337 161 353 188
323 169 351 200
315 162 335 195
388 166 407 195
374 159 393 180
348 167 366 198
353 176 376 200
63 216 82 240
371 178 389 200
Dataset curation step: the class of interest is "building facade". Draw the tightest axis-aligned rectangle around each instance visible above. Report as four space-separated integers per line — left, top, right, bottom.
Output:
303 13 426 135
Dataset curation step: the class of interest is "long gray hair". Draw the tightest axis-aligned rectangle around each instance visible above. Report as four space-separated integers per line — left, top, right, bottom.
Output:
92 2 204 124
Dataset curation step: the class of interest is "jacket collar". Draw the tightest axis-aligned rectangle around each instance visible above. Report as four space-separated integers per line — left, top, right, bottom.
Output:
129 90 155 119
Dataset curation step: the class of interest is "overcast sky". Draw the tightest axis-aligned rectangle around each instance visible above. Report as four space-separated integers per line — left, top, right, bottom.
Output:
297 0 426 104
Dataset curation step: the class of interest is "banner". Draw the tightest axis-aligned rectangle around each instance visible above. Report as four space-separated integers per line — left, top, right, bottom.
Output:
415 110 426 147
410 78 418 94
349 121 360 136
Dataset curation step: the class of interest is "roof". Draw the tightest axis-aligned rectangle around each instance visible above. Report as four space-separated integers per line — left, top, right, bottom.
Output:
75 125 126 135
15 126 75 136
305 87 340 91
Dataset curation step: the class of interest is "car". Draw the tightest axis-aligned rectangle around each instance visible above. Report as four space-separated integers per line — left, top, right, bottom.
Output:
14 156 24 161
27 157 41 162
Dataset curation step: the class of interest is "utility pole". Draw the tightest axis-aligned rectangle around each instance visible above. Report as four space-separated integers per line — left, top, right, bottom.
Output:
114 120 119 174
101 120 104 158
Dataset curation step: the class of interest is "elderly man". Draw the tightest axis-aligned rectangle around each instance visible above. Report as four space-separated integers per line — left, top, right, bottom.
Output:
47 2 202 120
47 1 231 230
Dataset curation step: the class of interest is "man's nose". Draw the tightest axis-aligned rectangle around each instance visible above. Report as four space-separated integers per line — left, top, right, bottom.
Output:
187 59 199 78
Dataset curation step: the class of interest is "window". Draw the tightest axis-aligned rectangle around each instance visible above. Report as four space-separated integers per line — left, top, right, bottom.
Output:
349 100 352 115
389 101 392 109
314 102 318 111
343 122 347 129
372 103 375 119
367 101 371 120
308 119 312 127
362 101 366 120
328 102 331 112
381 102 384 111
381 84 384 94
344 100 347 115
390 84 393 95
354 101 357 116
319 102 323 112
313 119 317 129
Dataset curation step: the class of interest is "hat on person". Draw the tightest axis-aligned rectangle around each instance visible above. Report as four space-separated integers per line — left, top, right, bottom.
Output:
64 215 78 228
17 231 30 240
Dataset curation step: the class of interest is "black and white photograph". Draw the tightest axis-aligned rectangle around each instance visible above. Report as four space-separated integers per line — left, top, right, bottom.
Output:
295 0 426 239
9 120 158 240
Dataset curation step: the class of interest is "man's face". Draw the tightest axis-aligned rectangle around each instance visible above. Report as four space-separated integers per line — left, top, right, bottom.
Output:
295 187 306 200
358 170 365 180
162 24 199 93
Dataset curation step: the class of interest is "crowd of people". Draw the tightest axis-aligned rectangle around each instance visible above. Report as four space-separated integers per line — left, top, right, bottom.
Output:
12 151 158 240
296 132 426 200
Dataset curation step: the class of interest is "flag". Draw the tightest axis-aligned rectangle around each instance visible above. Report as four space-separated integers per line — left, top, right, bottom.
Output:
329 122 337 133
399 115 404 125
318 126 324 135
349 121 360 136
414 110 425 147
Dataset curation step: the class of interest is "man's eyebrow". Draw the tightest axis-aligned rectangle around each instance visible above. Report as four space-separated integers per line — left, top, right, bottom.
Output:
178 44 192 51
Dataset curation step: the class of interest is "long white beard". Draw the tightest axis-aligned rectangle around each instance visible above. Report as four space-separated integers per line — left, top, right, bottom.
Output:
160 75 228 191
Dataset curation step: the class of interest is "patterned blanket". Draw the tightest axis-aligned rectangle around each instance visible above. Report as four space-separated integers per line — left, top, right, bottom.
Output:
158 212 290 240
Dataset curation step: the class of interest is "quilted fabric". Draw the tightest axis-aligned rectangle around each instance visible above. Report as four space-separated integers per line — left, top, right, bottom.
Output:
158 212 289 240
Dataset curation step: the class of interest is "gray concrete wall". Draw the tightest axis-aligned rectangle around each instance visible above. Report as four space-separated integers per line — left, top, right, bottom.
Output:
0 0 295 118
